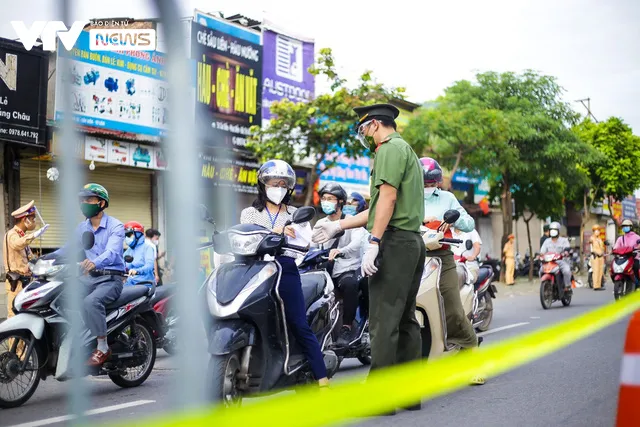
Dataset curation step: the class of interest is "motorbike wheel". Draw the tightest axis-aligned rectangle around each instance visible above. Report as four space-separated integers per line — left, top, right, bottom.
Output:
476 294 494 332
624 280 635 297
614 281 624 301
357 355 371 366
561 292 572 306
162 342 177 355
0 332 41 409
109 321 157 388
208 352 242 406
587 272 593 289
540 281 554 310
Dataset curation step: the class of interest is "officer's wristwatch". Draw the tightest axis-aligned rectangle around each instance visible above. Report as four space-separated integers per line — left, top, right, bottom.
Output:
368 235 381 244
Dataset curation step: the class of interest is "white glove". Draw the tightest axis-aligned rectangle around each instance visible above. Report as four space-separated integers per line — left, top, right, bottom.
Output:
361 243 380 277
33 224 50 239
312 220 342 244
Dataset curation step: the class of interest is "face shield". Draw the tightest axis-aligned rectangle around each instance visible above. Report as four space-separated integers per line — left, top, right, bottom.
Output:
356 119 375 151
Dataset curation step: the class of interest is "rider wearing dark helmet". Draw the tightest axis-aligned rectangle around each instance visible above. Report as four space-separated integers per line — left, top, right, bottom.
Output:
314 183 366 346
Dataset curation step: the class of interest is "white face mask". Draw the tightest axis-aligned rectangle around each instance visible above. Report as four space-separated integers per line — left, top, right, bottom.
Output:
550 229 559 238
152 239 159 246
266 187 288 205
424 187 436 197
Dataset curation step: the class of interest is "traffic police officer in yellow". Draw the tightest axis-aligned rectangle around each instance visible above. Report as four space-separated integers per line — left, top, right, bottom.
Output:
313 104 425 413
3 201 49 318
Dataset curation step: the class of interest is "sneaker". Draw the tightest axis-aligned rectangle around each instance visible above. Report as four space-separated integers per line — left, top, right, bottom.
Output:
470 375 486 386
336 326 352 347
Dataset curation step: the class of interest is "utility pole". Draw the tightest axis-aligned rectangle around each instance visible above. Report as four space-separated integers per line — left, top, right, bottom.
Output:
575 98 599 123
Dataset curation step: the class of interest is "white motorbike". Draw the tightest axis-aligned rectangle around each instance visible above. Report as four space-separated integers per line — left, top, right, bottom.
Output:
415 210 495 359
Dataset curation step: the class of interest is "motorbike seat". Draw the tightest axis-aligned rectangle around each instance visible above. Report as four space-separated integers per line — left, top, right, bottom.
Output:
456 264 468 289
300 273 326 309
474 266 492 287
150 284 175 305
106 285 153 310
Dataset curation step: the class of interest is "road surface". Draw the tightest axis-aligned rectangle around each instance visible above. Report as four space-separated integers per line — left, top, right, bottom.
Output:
1 286 628 427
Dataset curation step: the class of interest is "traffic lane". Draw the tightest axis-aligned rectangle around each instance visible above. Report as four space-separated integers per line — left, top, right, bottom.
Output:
352 318 627 427
1 289 618 426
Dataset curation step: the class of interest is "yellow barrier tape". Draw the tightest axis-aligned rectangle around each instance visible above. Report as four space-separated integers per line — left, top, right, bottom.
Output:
121 292 640 427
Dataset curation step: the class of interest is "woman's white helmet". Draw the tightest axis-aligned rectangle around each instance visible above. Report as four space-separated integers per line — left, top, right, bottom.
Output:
257 160 296 189
549 221 561 238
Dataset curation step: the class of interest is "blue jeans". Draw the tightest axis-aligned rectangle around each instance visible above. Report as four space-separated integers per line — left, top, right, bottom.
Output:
277 256 327 380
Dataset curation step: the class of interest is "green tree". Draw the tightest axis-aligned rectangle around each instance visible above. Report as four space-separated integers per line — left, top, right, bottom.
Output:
247 48 405 205
407 71 586 254
570 117 640 246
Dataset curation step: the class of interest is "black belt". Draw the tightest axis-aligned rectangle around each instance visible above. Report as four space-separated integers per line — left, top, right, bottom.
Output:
90 269 125 277
385 226 420 234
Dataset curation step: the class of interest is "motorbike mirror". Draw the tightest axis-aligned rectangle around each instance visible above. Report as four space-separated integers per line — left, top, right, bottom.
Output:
443 209 460 225
465 240 473 251
199 204 216 226
292 206 315 224
124 255 134 263
81 231 95 250
212 232 231 254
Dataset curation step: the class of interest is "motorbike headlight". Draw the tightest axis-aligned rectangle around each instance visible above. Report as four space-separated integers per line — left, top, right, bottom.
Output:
30 259 57 276
227 232 265 256
543 254 556 262
421 258 440 281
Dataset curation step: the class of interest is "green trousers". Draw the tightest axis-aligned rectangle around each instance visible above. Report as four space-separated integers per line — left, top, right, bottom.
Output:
369 229 426 371
428 249 478 348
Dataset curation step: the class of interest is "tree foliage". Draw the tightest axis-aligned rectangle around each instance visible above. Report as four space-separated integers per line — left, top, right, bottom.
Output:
246 48 405 204
405 70 591 246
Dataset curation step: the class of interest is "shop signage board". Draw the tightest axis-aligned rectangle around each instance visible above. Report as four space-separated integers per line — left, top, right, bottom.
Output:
55 30 168 137
0 38 48 146
200 151 260 193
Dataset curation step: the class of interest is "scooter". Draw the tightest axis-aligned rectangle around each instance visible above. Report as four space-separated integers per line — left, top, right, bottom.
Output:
151 285 177 354
0 232 159 409
539 252 573 309
415 209 484 359
454 254 497 332
203 207 340 405
610 247 639 300
298 248 371 366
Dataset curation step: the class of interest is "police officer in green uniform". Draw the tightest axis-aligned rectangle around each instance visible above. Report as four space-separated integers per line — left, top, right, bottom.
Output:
313 104 425 412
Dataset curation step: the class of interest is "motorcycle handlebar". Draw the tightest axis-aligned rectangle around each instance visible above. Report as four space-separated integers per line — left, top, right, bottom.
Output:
440 238 463 244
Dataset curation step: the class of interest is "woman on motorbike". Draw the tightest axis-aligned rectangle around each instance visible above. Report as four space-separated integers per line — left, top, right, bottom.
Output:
123 221 156 288
240 160 329 388
614 219 640 287
420 157 484 385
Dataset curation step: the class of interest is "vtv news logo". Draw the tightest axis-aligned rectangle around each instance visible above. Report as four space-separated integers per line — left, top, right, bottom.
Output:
11 21 156 52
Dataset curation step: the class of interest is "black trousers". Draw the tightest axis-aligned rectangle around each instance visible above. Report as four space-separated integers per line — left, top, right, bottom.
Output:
334 270 360 326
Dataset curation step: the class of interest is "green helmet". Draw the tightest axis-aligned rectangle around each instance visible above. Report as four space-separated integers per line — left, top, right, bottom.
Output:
78 183 109 207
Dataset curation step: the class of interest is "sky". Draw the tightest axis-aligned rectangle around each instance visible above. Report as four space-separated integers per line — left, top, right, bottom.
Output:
2 0 640 130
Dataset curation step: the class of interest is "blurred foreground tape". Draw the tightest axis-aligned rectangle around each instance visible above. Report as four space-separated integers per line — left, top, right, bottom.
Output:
124 292 640 427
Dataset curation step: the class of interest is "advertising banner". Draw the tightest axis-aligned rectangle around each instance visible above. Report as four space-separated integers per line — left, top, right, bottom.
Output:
200 152 260 193
261 27 315 121
0 38 48 146
82 135 167 170
191 21 262 149
318 147 371 197
55 31 168 137
622 196 637 221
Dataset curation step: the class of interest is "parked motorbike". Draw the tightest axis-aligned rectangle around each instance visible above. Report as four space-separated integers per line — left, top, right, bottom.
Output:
298 247 370 366
520 252 541 277
454 250 497 333
610 247 639 300
203 206 339 405
539 251 573 309
151 285 177 354
481 254 501 279
0 232 159 409
569 248 581 274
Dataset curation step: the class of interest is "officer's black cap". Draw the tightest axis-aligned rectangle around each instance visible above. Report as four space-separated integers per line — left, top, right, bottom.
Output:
353 103 400 125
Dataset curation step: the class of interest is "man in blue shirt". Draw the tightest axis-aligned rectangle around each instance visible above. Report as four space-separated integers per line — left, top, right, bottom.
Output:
123 221 156 287
51 183 125 366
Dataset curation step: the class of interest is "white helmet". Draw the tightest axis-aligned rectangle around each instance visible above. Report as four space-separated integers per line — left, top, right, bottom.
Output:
621 219 633 227
257 160 296 190
549 221 561 230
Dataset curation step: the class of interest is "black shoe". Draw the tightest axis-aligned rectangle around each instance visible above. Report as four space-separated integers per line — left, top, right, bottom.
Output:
336 326 352 347
402 403 421 411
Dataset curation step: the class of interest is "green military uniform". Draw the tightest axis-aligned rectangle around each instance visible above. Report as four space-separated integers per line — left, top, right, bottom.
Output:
354 103 426 372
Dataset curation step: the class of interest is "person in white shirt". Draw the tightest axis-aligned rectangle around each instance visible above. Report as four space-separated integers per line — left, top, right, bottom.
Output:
452 227 482 283
313 183 366 347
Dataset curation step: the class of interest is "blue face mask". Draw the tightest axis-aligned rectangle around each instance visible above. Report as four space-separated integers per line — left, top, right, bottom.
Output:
321 201 337 215
623 226 632 233
343 205 357 216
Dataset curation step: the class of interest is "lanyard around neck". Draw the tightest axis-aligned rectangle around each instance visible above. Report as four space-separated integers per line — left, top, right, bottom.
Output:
266 207 280 230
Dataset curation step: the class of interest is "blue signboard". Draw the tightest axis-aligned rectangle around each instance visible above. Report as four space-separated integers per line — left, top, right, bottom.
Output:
55 31 168 137
318 145 371 195
194 11 261 44
622 196 637 220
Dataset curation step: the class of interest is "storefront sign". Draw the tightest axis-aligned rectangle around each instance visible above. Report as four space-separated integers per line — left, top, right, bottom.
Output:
85 136 167 170
55 31 168 137
0 38 48 146
318 147 371 197
191 21 262 149
200 152 260 193
261 25 314 121
622 196 637 221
